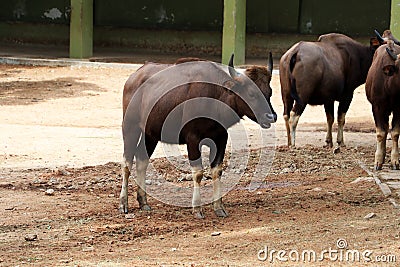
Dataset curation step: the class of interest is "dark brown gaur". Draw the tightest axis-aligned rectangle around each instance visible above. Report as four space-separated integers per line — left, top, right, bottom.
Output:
279 33 380 148
366 36 400 170
120 54 277 218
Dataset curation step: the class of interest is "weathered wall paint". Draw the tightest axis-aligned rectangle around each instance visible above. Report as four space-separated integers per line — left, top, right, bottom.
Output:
0 0 391 35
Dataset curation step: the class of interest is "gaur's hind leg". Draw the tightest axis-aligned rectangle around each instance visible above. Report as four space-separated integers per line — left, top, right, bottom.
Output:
288 102 306 147
283 97 294 147
390 110 400 170
120 127 142 214
135 134 158 211
187 136 204 219
337 94 354 146
119 160 132 214
209 132 228 218
324 102 334 148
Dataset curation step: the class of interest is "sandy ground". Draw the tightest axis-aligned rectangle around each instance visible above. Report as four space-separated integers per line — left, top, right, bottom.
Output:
0 63 399 266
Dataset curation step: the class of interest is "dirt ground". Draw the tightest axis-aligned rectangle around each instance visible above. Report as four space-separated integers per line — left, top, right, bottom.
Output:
0 63 399 266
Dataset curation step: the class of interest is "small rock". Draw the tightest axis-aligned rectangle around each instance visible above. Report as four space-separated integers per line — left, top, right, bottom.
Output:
193 233 198 238
145 180 152 185
25 234 38 241
171 247 177 251
125 214 135 220
311 187 322 192
211 231 221 236
82 246 94 252
45 189 55 196
364 213 376 220
351 177 375 184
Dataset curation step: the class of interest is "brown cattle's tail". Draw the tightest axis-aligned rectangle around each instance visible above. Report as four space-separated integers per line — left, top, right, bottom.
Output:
289 52 302 106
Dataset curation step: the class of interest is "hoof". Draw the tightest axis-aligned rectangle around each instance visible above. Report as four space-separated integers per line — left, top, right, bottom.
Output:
333 146 341 154
375 164 383 171
140 204 152 211
391 164 400 170
119 205 128 214
324 142 333 148
193 207 205 219
214 209 229 218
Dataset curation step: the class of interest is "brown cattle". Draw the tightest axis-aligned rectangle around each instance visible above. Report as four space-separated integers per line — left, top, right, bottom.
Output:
120 55 277 218
365 39 400 170
279 33 380 148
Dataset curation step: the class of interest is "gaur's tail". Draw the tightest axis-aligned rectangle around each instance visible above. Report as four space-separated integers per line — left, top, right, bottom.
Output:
289 52 302 106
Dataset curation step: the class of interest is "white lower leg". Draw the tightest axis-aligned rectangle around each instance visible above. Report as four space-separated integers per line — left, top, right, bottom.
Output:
136 159 150 210
289 111 300 147
284 115 291 147
211 165 228 217
391 126 400 169
325 113 334 147
375 128 387 170
119 159 131 213
191 166 204 218
337 113 346 146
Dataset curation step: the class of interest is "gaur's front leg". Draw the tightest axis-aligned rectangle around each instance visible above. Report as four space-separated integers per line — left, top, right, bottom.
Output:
324 102 334 148
391 113 400 170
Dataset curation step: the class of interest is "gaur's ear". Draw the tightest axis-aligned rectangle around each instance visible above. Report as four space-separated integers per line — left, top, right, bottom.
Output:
382 65 397 76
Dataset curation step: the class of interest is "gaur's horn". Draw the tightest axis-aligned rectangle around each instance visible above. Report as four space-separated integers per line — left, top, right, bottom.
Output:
267 51 273 73
375 29 386 44
228 54 238 78
386 47 398 61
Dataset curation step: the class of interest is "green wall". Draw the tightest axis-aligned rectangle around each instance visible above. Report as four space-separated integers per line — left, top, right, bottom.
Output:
0 0 393 57
0 0 391 35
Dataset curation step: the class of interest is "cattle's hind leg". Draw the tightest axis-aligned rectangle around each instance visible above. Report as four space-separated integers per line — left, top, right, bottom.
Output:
324 102 334 148
135 134 158 211
390 111 400 170
337 95 354 147
209 132 228 218
187 137 205 219
120 127 142 214
119 160 132 214
288 102 306 147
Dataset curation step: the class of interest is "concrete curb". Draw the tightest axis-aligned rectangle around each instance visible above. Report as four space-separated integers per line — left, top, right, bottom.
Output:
0 56 143 69
0 56 281 75
358 160 399 208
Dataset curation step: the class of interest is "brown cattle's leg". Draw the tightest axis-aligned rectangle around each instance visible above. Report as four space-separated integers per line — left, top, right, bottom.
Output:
187 137 205 219
120 127 142 214
337 94 354 146
119 159 132 214
288 102 306 147
284 114 291 146
372 106 389 170
337 112 346 146
324 102 334 148
283 95 294 147
391 111 400 170
135 134 157 211
209 132 228 217
375 127 388 170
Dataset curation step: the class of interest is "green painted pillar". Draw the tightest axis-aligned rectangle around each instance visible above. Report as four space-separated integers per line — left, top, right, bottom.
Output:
222 0 246 65
391 0 400 37
69 0 93 58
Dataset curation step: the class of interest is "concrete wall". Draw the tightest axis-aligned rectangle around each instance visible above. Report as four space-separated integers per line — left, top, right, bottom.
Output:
0 0 392 56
